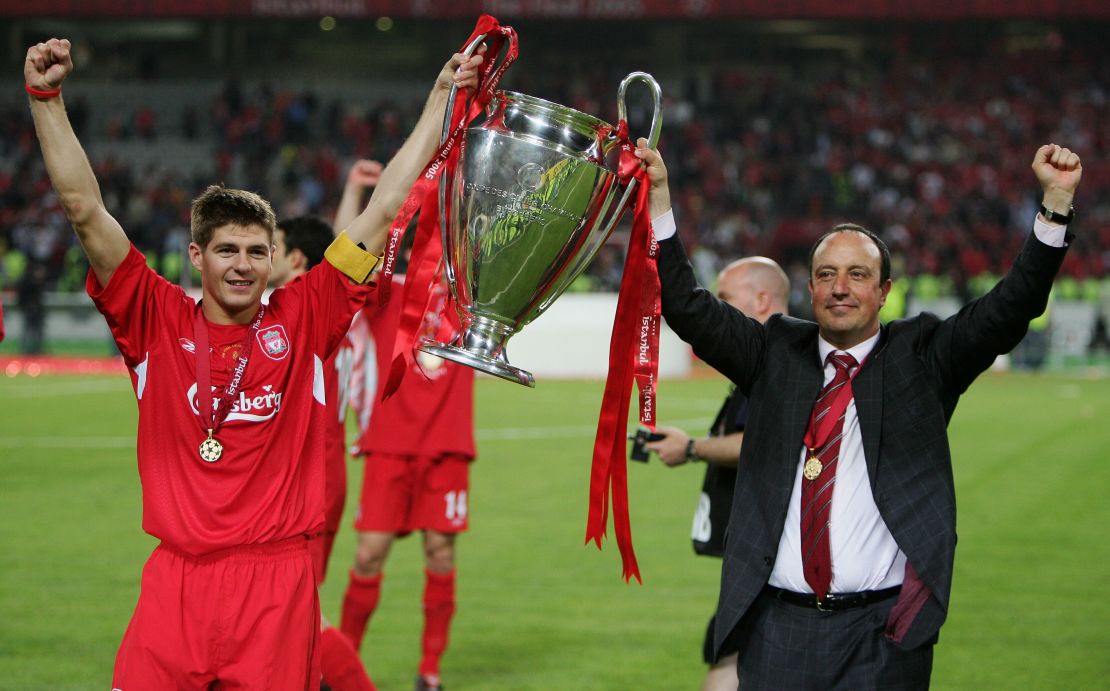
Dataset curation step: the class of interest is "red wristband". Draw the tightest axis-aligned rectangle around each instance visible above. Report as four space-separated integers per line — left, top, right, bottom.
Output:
25 83 61 99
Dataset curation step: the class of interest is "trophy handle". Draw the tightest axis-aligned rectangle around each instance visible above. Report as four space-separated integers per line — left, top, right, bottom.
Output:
617 71 663 148
439 34 488 146
598 71 663 251
525 74 664 320
438 33 488 290
609 72 664 217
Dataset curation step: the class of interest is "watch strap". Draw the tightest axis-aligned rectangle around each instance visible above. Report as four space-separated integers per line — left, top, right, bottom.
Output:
1039 203 1074 226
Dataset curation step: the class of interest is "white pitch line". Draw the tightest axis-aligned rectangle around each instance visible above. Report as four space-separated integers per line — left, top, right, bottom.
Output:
0 437 135 449
0 418 716 449
475 417 713 442
476 424 597 441
0 380 130 397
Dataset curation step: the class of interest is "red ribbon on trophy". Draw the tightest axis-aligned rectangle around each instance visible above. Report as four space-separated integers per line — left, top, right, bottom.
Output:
379 15 518 399
386 181 458 385
585 123 660 583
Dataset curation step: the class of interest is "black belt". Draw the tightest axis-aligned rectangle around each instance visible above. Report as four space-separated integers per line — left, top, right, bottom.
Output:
765 585 901 612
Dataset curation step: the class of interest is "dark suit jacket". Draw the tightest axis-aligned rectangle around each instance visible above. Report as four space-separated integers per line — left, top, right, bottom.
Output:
657 229 1068 655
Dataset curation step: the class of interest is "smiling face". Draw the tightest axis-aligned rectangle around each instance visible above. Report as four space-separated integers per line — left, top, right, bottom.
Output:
808 230 891 349
188 223 274 324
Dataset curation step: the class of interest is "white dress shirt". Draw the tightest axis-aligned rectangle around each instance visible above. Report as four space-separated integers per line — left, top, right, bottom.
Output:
768 332 907 594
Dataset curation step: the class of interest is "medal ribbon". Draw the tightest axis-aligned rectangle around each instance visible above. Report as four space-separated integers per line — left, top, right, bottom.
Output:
802 353 866 455
378 15 518 399
193 304 267 437
585 124 660 583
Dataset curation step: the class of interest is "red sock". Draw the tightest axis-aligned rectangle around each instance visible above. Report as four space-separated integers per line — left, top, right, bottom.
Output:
419 569 457 679
340 570 383 650
321 626 376 691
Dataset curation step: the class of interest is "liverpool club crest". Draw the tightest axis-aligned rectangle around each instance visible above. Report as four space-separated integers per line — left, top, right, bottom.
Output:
257 325 290 361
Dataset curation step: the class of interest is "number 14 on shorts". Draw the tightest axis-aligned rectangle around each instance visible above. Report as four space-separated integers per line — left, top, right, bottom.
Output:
445 490 468 522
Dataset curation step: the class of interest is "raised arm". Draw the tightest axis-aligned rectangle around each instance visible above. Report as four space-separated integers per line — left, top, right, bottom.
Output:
334 159 383 234
931 144 1082 393
343 49 484 253
26 38 130 286
634 139 768 393
635 136 673 220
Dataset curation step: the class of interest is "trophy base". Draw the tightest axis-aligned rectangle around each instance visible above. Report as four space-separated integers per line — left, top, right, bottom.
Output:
418 340 536 388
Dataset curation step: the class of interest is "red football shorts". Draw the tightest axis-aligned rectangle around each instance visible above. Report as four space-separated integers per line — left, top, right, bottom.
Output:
112 537 320 690
354 452 470 535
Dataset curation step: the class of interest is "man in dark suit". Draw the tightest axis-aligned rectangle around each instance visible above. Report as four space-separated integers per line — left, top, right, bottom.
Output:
633 140 1081 689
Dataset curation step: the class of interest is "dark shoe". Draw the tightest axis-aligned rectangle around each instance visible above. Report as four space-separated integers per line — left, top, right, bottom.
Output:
415 674 443 691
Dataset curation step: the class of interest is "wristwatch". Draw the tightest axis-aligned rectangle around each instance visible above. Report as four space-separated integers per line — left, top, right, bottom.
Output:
1039 203 1074 226
685 438 700 463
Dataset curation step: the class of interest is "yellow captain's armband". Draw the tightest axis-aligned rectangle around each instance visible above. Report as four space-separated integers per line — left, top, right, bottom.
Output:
325 231 382 284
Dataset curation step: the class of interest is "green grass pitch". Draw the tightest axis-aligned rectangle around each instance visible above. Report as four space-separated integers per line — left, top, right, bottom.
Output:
1 370 1108 689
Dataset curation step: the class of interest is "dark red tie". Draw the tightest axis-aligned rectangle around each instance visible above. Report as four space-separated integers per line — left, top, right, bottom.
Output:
800 351 858 600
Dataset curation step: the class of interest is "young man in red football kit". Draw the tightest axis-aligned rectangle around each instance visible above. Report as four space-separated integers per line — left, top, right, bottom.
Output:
337 164 476 691
25 37 482 690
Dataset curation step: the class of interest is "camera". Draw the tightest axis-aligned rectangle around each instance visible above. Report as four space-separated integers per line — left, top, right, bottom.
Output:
629 428 665 462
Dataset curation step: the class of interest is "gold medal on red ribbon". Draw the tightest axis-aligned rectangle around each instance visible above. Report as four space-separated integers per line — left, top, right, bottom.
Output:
193 304 266 467
199 430 223 463
803 455 823 481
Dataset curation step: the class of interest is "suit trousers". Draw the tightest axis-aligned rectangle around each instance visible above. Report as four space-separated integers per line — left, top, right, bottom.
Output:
732 589 934 691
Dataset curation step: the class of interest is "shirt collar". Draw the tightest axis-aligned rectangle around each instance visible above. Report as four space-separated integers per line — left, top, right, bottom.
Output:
818 329 880 369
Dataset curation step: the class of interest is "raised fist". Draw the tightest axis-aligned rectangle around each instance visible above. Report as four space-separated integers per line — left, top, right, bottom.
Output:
25 38 73 91
346 159 384 190
1032 143 1082 198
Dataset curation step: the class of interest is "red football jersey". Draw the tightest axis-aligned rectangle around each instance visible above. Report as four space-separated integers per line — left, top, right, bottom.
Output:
352 277 475 459
88 246 370 556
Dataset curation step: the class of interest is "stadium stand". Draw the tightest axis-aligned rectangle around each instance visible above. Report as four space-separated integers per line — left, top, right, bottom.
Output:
1 12 1107 363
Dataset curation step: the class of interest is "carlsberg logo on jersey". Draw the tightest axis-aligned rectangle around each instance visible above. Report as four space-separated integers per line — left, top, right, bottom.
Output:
186 382 284 422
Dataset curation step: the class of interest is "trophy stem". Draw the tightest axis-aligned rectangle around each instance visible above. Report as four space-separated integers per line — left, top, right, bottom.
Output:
418 315 535 387
459 314 515 359
419 338 535 388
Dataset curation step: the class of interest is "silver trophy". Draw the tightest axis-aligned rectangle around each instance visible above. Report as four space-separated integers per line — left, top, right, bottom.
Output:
419 43 662 387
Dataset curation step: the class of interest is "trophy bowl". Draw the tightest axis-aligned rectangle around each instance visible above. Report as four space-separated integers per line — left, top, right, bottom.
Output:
419 66 662 387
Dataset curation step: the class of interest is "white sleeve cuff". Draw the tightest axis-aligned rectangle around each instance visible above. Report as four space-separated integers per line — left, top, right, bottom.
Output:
1033 215 1068 248
652 209 676 241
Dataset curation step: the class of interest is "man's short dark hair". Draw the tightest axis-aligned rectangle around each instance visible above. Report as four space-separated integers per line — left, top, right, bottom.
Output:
190 185 276 248
276 216 333 269
807 223 892 284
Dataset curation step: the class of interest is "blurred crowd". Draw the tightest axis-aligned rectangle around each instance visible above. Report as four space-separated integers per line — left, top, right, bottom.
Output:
1 32 1108 329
